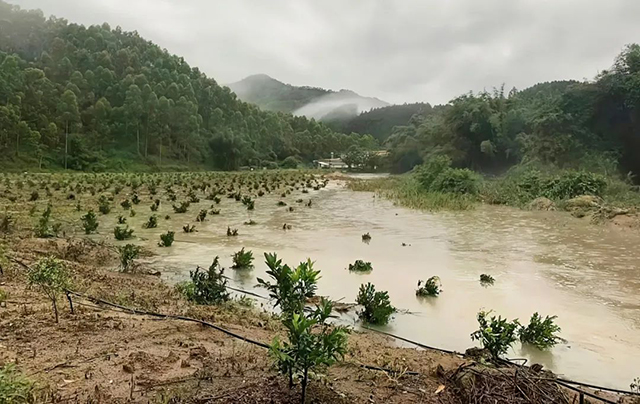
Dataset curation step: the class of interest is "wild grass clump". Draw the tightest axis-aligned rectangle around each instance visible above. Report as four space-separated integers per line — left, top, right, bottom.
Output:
356 282 395 325
416 276 441 296
348 260 372 272
232 247 254 269
118 244 141 272
81 210 99 234
0 364 36 403
158 231 175 247
518 313 561 349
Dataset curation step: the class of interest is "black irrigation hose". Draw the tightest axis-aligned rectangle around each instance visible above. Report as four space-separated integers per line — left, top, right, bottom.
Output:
361 325 463 357
556 380 619 404
556 378 640 397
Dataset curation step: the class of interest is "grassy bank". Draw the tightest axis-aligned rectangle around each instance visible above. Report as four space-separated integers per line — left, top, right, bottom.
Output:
347 161 640 217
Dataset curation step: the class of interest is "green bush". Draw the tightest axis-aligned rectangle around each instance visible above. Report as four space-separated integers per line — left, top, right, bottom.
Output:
158 231 175 247
143 215 158 229
172 201 190 213
28 256 70 323
114 225 134 240
470 310 519 359
0 364 36 403
81 210 99 234
431 168 480 195
118 244 141 272
181 257 230 305
416 276 441 296
414 155 452 190
98 195 111 214
348 260 372 272
544 170 606 199
356 282 395 325
232 247 254 269
196 209 207 222
34 205 59 238
518 313 561 349
280 156 301 169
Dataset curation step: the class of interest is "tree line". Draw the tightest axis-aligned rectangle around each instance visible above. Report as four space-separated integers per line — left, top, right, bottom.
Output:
0 1 376 171
386 45 640 180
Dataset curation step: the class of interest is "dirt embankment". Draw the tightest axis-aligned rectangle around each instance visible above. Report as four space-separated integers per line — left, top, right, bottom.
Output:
0 237 635 403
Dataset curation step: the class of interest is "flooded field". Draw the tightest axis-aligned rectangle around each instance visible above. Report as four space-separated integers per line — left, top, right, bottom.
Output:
97 175 640 391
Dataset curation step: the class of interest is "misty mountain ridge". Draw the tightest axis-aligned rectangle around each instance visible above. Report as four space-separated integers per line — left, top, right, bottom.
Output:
228 74 389 120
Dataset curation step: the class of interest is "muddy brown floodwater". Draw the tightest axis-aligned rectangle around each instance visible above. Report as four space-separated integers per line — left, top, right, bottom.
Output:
104 174 640 391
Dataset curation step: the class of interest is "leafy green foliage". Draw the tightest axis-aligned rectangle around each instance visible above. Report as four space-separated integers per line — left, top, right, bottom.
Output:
257 253 320 318
80 210 99 234
0 364 35 403
270 299 349 404
518 313 562 349
348 260 372 272
232 247 254 269
196 209 207 222
172 201 190 213
480 274 495 285
470 311 519 359
158 231 175 247
180 257 229 305
356 282 395 325
182 224 196 233
34 204 58 238
117 244 141 272
416 276 441 296
113 225 134 240
226 226 238 236
28 256 70 323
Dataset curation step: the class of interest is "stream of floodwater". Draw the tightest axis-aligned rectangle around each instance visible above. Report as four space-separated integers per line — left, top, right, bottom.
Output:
108 175 640 390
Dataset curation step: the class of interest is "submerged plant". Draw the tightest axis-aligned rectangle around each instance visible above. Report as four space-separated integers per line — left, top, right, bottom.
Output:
471 310 519 359
118 244 141 272
348 260 373 272
356 282 395 325
114 225 134 240
28 256 70 323
518 313 562 349
196 209 207 222
183 224 197 233
172 201 190 213
232 247 254 269
177 257 229 305
361 232 371 243
480 274 495 286
143 215 158 229
117 215 127 224
416 276 441 296
81 210 99 234
226 227 238 236
158 231 175 247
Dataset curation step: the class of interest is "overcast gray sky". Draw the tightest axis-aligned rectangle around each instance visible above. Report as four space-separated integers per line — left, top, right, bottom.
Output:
9 0 640 104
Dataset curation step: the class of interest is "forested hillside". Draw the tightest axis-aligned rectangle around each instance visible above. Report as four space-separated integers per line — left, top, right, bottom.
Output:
326 103 431 142
0 1 375 171
385 59 640 179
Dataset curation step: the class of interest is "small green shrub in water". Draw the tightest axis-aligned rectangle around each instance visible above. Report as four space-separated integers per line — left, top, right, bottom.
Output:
143 215 158 229
232 247 254 269
131 193 141 205
356 282 395 325
183 224 196 233
226 227 238 236
0 363 36 403
631 377 640 393
120 199 131 210
114 225 134 240
178 257 229 305
518 313 561 349
158 231 175 247
172 201 190 213
28 256 70 323
196 209 207 222
117 215 127 224
81 210 99 234
361 232 371 242
470 310 519 359
348 260 372 272
118 244 141 272
480 274 495 285
416 276 441 296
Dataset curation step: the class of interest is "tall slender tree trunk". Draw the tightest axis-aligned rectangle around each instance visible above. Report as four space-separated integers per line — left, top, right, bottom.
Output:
52 298 59 323
301 368 308 404
64 121 69 170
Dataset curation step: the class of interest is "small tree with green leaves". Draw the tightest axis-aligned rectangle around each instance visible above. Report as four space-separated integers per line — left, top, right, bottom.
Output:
118 244 141 272
81 210 99 234
179 257 230 304
232 247 254 269
518 313 561 349
143 215 158 229
28 256 70 323
270 299 349 404
257 253 320 318
34 205 57 238
348 260 372 272
98 195 111 214
471 310 520 359
356 282 395 325
416 276 441 296
114 225 134 240
158 231 175 247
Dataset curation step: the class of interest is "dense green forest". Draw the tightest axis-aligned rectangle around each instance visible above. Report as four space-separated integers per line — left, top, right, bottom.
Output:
0 1 376 171
385 51 640 180
326 103 431 142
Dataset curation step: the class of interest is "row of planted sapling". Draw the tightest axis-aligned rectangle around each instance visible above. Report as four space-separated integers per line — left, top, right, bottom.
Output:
0 171 327 249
